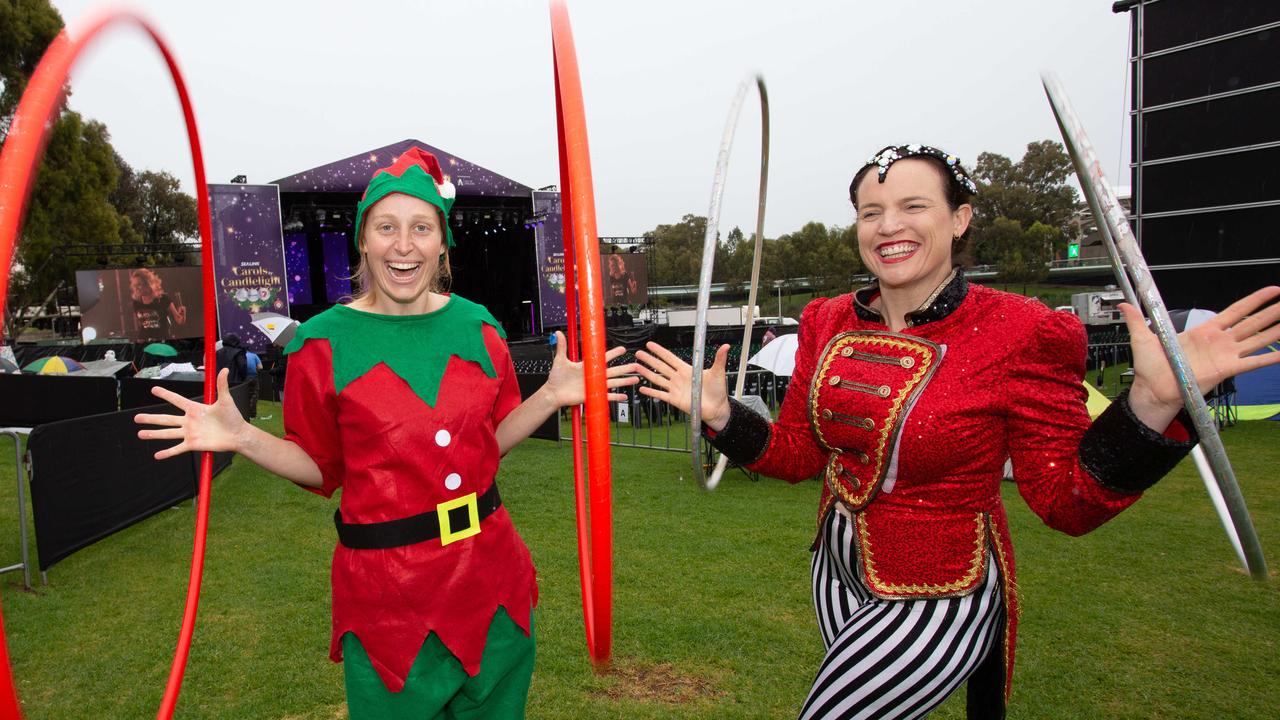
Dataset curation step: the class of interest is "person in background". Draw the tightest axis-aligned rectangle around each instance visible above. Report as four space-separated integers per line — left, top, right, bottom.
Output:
244 346 263 418
129 268 187 340
215 333 248 385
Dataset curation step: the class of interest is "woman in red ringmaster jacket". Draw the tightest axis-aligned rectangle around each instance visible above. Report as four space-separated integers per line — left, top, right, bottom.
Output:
635 144 1280 720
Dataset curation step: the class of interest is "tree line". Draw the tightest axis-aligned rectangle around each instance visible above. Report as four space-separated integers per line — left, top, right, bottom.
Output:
2 0 198 338
643 139 1081 297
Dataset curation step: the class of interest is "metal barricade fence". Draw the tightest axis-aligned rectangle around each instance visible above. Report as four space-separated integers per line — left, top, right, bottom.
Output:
591 367 789 452
572 330 1154 452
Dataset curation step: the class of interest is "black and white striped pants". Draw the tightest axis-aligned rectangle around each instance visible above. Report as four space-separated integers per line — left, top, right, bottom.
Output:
799 509 1006 720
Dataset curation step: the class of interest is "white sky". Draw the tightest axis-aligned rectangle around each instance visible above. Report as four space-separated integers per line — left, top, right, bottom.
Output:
48 0 1134 238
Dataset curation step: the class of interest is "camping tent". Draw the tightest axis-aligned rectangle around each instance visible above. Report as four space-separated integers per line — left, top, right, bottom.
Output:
1170 308 1279 421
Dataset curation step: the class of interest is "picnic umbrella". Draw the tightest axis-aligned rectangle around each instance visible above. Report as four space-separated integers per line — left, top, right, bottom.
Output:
0 357 17 374
250 312 299 348
22 356 85 374
747 333 799 377
143 342 179 358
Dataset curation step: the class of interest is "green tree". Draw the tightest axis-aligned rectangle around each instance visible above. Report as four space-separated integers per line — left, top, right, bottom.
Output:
828 223 863 282
113 158 199 254
0 0 64 140
984 217 1057 295
645 214 706 286
970 140 1078 264
6 111 125 337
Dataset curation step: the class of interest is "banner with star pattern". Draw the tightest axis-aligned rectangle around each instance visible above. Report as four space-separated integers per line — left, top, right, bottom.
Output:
209 183 290 352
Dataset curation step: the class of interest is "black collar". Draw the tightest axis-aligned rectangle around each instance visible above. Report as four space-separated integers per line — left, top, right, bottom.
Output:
852 268 969 328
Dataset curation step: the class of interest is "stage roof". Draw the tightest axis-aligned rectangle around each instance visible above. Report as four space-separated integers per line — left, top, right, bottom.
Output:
272 138 534 198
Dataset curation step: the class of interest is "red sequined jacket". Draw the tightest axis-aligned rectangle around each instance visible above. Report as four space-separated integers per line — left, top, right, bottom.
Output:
708 270 1195 699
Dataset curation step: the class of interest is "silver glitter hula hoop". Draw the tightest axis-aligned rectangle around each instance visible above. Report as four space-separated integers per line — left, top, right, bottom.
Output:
1042 73 1269 581
689 75 769 490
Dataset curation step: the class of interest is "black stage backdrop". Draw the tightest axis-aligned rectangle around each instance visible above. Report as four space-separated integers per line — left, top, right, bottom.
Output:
28 381 250 571
516 374 558 441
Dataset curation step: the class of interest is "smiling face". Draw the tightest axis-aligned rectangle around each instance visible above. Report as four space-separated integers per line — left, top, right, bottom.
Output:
357 192 445 315
854 158 971 298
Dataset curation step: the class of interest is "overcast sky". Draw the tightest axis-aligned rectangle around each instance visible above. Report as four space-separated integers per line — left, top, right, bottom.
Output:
49 0 1134 238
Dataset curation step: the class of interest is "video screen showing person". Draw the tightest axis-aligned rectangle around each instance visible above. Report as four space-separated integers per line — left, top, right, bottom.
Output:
76 266 204 341
600 253 648 305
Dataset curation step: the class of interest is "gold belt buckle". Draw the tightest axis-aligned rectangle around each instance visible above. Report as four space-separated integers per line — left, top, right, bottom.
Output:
437 492 481 546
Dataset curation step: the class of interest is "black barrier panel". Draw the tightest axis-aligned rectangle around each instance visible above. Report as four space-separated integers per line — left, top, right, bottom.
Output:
1141 87 1280 161
1140 205 1280 266
1141 0 1280 55
1153 264 1280 312
121 378 253 477
28 403 197 571
515 374 558 441
1140 146 1280 214
0 374 118 427
1142 28 1280 107
27 380 253 571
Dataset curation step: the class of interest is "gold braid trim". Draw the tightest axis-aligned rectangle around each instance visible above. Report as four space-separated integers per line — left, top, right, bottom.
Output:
855 511 988 599
809 332 939 510
988 513 1019 701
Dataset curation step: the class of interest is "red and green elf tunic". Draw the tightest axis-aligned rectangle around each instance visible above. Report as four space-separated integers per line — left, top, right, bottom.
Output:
282 295 537 692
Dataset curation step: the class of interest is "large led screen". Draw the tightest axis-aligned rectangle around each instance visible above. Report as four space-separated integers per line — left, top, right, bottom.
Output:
76 266 205 341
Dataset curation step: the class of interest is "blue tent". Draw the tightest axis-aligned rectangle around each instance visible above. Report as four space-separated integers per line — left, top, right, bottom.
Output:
1234 345 1280 421
1171 309 1280 421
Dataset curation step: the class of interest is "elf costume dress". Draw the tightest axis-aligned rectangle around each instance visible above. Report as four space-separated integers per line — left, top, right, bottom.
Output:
281 148 538 719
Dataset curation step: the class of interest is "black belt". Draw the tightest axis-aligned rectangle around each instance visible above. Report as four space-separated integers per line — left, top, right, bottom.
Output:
334 483 502 549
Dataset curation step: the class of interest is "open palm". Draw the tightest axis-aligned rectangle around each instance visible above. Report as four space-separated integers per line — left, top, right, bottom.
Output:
1123 286 1280 408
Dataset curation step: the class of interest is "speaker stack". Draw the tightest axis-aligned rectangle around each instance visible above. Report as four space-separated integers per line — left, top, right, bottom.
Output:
1115 0 1280 309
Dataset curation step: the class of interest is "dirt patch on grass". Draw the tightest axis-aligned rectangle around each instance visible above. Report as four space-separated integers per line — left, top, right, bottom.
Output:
591 661 724 704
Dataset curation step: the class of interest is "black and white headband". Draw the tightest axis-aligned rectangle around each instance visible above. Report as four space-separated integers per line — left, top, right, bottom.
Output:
862 144 978 196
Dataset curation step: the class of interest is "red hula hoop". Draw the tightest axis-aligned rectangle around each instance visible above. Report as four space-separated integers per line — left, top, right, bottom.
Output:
0 11 216 719
549 0 614 670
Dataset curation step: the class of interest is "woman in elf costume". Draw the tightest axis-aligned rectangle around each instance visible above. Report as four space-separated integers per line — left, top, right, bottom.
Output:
136 147 636 719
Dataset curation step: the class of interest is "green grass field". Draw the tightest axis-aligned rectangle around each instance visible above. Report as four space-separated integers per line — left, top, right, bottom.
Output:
0 404 1276 719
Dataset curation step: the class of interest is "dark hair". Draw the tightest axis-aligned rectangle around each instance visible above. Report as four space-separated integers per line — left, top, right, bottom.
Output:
222 333 242 348
849 154 976 263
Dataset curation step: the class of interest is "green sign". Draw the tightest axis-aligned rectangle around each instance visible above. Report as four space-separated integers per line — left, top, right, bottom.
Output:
1067 242 1080 259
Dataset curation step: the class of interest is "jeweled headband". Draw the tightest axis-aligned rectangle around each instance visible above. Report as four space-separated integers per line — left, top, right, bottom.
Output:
852 144 978 205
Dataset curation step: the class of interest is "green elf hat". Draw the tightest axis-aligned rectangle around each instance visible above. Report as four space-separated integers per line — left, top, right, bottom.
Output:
354 147 457 248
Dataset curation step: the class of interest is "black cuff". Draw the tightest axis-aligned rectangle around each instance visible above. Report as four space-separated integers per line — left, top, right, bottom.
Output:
702 397 772 466
1079 388 1199 494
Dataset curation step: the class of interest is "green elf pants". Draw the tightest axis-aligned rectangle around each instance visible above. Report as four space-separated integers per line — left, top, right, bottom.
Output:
342 608 535 720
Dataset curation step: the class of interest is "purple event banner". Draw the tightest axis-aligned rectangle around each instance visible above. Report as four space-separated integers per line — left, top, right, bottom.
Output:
209 183 289 353
533 190 567 328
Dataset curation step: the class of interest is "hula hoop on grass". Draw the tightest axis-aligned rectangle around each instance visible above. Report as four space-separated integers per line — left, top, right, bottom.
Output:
0 11 216 718
550 0 615 668
689 76 770 489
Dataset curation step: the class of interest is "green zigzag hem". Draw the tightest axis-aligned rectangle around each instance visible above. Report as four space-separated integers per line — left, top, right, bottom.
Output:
284 296 506 407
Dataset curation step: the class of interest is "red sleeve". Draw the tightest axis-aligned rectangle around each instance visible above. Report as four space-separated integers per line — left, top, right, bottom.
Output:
485 326 522 427
745 298 832 483
1006 310 1144 535
283 338 344 498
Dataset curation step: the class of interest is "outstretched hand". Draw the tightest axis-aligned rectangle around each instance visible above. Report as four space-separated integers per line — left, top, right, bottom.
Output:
1123 285 1280 427
541 330 638 408
635 341 732 432
134 368 247 460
